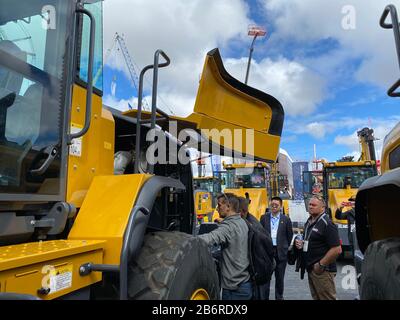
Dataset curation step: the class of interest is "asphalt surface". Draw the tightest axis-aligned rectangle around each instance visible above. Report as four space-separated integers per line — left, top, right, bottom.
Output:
269 258 359 300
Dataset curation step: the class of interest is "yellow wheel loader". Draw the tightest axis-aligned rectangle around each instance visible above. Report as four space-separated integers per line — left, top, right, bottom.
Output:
302 128 377 260
211 162 271 222
322 159 377 258
0 0 284 299
355 4 400 299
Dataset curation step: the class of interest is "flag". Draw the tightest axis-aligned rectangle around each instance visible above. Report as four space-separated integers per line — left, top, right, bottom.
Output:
128 103 133 110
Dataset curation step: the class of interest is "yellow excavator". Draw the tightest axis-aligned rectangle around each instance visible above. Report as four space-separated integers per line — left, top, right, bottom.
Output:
0 0 284 299
355 4 400 299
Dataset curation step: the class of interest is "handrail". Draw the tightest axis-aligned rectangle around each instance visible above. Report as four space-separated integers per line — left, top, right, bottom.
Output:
134 50 170 174
68 5 96 143
380 5 400 97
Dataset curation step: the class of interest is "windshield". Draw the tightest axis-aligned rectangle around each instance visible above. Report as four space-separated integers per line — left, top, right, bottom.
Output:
194 179 214 192
226 167 267 189
326 166 376 189
0 0 72 194
303 171 324 195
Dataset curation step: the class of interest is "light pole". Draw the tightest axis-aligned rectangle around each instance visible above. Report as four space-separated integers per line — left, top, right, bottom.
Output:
245 25 266 85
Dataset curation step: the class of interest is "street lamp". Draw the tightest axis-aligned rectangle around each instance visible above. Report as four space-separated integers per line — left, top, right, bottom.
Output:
245 25 267 85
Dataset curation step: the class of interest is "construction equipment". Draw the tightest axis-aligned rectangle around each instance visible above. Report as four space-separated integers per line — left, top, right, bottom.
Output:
192 156 214 223
0 0 284 299
194 176 221 206
302 169 324 207
211 161 271 222
193 176 221 223
354 4 400 299
322 158 377 258
302 129 377 259
270 161 291 215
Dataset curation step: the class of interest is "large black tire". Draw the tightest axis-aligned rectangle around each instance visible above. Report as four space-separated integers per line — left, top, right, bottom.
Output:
360 238 400 300
128 231 220 300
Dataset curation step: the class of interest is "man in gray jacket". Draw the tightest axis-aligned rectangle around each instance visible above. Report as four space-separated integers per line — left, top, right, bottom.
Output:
198 193 252 300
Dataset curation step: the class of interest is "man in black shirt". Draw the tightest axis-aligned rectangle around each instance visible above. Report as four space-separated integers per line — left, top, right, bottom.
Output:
295 195 342 300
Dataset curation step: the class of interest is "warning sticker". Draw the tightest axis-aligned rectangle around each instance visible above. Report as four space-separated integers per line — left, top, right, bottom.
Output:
70 124 83 157
49 264 73 294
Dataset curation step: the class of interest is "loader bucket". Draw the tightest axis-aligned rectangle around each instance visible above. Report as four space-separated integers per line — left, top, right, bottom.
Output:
170 48 284 162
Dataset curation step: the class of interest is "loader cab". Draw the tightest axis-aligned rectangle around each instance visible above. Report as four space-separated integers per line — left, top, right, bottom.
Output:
323 164 377 192
0 0 104 204
0 0 75 201
0 0 111 244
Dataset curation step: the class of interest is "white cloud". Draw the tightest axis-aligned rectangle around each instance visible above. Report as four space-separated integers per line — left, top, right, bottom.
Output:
103 94 138 112
287 115 400 144
104 0 252 116
288 119 337 139
224 57 326 116
333 118 400 159
334 131 359 150
103 0 327 118
305 122 330 139
262 0 400 89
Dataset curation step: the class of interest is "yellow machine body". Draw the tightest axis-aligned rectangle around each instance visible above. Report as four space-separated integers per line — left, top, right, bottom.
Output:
0 7 284 300
327 187 357 225
193 176 221 220
0 240 104 299
380 122 400 173
68 174 151 265
194 190 213 223
144 49 284 163
67 84 115 208
282 200 290 217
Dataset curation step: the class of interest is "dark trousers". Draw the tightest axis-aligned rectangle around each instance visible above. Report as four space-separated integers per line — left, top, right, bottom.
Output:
263 247 287 300
222 281 253 300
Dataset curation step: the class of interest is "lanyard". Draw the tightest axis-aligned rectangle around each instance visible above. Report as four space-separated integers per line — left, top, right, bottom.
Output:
304 213 325 241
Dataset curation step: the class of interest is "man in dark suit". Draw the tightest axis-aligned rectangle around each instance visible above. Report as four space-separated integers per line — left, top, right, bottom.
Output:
260 196 293 300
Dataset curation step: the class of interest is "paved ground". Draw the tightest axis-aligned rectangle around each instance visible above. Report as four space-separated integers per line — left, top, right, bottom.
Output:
269 258 359 300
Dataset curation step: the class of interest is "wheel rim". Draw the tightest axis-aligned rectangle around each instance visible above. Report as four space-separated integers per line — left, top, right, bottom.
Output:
190 288 210 300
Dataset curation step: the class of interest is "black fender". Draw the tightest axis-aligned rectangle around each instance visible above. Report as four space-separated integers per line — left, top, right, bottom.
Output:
355 167 400 253
119 176 185 299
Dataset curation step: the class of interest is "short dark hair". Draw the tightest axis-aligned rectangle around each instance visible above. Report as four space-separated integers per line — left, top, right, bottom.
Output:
238 196 249 212
217 193 239 212
271 196 283 205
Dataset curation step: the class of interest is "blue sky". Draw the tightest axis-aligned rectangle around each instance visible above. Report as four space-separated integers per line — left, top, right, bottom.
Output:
103 0 400 163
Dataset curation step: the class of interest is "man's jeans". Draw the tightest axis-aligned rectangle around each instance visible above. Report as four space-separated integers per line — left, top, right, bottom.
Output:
222 281 253 300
